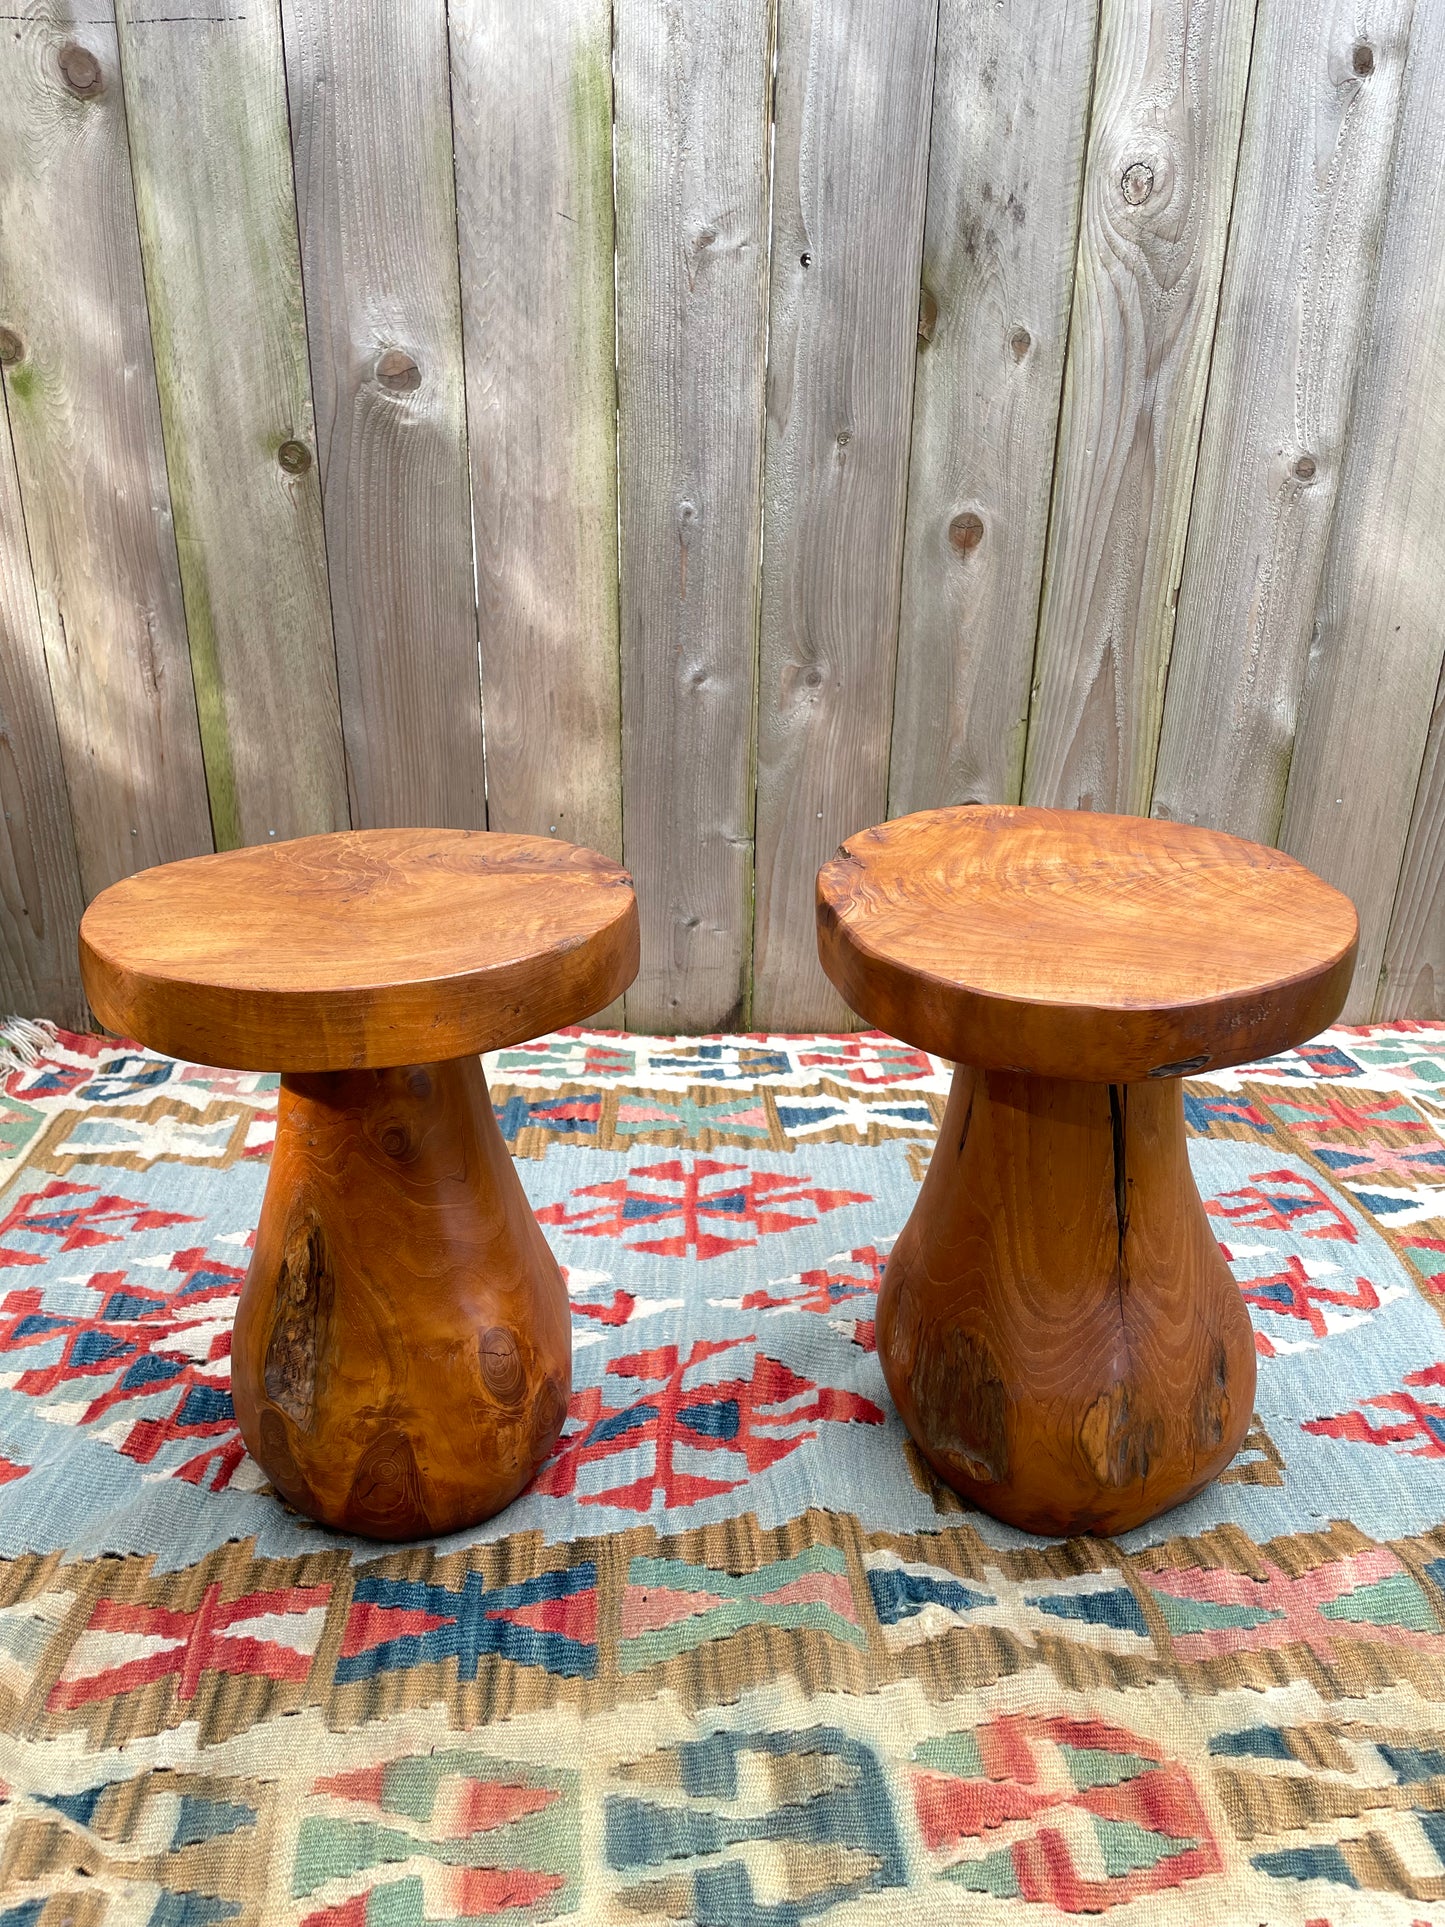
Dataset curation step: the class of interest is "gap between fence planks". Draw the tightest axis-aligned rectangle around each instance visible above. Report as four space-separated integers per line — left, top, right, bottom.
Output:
450 0 623 1025
1382 657 1445 1016
0 9 213 903
889 0 1098 821
117 0 348 852
450 0 622 866
0 393 86 1027
0 0 1444 1031
283 0 483 832
1278 0 1445 1020
1152 0 1414 844
1023 0 1256 818
615 0 773 1032
752 0 940 1031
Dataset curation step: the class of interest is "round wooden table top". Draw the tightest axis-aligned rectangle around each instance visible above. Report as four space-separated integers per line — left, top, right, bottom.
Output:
80 829 639 1071
816 805 1359 1081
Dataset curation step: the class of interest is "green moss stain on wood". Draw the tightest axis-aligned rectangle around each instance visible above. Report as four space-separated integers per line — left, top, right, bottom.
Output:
564 21 621 875
568 27 621 565
119 0 346 847
135 239 241 852
175 539 242 848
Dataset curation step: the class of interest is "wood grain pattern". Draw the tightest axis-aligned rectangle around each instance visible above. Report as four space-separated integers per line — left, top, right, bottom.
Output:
4 0 1445 1036
0 391 86 1026
233 1054 571 1538
1379 656 1445 1016
116 0 348 850
449 0 621 862
888 0 1097 818
815 804 1363 1533
877 1065 1255 1535
615 0 772 1031
85 827 640 1539
1277 0 1445 1020
750 0 939 1030
0 8 213 898
283 0 483 830
79 829 639 1070
1023 0 1255 816
816 805 1358 1080
1152 0 1413 842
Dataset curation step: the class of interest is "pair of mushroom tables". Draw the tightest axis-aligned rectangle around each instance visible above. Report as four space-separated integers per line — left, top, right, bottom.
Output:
79 808 1357 1543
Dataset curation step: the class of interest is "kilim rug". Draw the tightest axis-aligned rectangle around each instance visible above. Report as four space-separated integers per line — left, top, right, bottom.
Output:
1 1022 1444 1926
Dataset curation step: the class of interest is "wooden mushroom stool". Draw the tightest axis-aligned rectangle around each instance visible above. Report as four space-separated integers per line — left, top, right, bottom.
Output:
816 805 1358 1537
79 830 638 1540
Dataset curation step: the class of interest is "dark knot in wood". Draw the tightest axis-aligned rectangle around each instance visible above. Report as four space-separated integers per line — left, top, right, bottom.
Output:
377 348 422 393
277 440 312 474
0 328 23 368
58 43 103 97
346 1426 424 1537
377 1117 415 1159
479 1326 525 1405
949 510 985 555
1080 1384 1161 1489
912 1320 1008 1485
1120 161 1154 206
530 1374 569 1458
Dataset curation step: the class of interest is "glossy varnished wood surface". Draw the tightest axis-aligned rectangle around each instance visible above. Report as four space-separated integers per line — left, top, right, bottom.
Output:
79 829 639 1070
879 1067 1255 1536
817 804 1358 1080
232 1054 571 1539
818 802 1348 1533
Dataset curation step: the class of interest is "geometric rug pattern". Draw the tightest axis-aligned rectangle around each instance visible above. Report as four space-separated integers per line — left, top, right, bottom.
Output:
1 1020 1443 1923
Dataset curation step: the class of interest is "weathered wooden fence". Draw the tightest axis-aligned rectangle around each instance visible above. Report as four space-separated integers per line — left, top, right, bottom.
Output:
1 0 1442 1034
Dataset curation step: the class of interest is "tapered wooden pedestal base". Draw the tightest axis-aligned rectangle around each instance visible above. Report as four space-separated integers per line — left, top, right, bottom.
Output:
878 1067 1256 1537
231 1056 571 1540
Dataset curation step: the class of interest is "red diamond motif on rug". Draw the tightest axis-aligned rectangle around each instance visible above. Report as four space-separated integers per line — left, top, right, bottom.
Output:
536 1156 869 1258
534 1335 884 1510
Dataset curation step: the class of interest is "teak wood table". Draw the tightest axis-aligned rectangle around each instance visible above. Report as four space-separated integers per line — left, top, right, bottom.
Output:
816 805 1359 1537
79 829 638 1540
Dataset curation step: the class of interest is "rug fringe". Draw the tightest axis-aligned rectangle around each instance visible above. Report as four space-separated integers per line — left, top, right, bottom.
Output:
0 1015 59 1071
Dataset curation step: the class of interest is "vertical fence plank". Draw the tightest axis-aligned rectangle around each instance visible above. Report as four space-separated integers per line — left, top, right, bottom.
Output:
117 0 347 851
449 0 621 864
888 0 1097 819
1152 0 1413 842
0 11 213 898
1278 1 1445 1019
615 0 772 1031
1380 660 1445 1017
283 0 482 829
1022 0 1255 816
0 396 86 1024
752 0 939 1030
